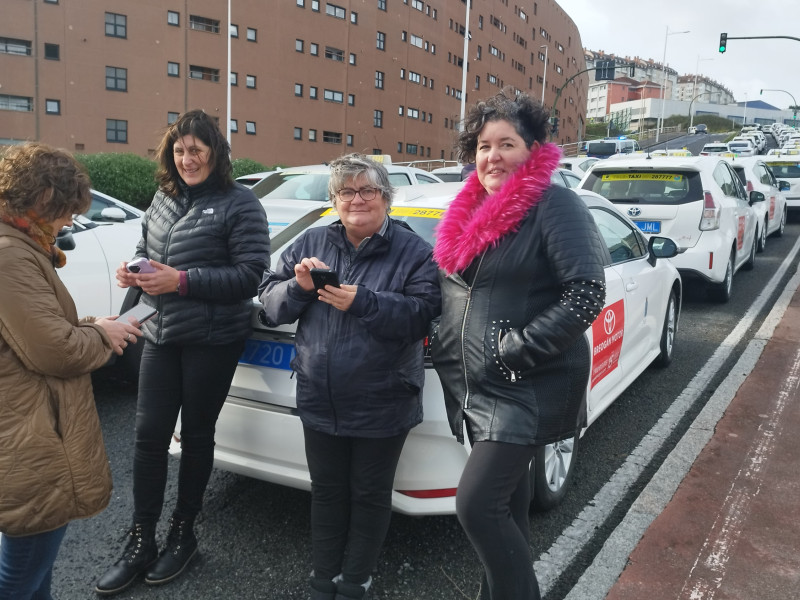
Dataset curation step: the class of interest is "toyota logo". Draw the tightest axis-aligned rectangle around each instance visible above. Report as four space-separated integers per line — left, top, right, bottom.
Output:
603 309 616 335
628 207 641 217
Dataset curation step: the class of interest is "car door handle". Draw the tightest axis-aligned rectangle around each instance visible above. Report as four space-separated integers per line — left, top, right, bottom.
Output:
626 281 639 292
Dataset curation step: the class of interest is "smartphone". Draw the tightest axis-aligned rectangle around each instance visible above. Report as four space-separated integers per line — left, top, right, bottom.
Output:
115 303 158 324
127 257 156 274
309 268 341 290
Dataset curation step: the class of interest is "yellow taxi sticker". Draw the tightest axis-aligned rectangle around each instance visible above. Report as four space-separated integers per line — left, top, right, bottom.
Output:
765 162 799 167
320 206 445 218
601 173 684 182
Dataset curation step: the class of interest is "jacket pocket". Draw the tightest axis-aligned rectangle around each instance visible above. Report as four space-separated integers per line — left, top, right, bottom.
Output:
486 320 521 382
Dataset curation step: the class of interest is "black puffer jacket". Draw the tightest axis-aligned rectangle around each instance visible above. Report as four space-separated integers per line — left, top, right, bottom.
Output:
259 219 441 438
136 176 270 345
431 148 607 447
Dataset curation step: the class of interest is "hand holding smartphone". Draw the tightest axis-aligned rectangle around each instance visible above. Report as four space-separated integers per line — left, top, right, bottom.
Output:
115 303 158 324
126 257 156 274
309 268 341 290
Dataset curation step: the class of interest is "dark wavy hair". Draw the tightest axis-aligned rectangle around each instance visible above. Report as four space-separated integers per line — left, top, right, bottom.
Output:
457 88 550 164
155 109 233 197
0 142 91 221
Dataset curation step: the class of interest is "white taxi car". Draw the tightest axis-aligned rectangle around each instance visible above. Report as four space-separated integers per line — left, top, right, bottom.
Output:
580 156 761 302
170 183 682 515
729 156 789 250
762 150 800 212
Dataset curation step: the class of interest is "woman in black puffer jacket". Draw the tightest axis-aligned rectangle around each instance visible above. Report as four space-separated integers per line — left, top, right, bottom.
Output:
431 90 607 600
96 110 270 596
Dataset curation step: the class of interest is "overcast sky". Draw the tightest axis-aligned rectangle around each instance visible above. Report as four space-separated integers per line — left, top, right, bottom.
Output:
555 0 799 109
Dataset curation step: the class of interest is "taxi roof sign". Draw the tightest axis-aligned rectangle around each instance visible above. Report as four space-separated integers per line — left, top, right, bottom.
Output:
366 154 392 165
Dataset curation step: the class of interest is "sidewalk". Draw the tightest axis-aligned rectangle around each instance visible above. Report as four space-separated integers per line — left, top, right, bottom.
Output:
562 267 800 600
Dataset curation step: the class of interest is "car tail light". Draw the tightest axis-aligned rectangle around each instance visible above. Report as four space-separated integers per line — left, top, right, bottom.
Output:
746 180 754 192
699 191 720 231
700 152 709 156
396 488 457 499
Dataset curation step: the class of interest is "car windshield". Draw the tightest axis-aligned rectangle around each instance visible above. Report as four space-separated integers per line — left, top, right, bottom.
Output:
764 162 800 178
729 142 751 150
583 170 703 205
587 142 617 157
253 173 331 201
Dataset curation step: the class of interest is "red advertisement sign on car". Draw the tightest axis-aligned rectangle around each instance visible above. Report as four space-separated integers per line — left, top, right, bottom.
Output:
591 299 625 388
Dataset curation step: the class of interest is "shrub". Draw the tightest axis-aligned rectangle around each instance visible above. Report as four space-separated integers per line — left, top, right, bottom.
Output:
232 157 269 179
76 153 158 210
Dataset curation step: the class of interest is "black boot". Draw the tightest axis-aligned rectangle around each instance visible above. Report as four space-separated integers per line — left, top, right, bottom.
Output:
310 573 337 600
144 514 198 585
95 523 158 596
335 576 372 600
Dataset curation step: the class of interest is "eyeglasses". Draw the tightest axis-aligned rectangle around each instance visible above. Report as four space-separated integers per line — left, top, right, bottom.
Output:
336 187 380 202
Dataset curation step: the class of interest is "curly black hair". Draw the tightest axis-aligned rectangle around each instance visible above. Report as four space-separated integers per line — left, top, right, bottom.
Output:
456 88 550 164
155 109 233 197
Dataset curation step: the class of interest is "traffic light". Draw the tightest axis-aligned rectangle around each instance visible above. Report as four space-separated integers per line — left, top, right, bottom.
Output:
595 60 615 81
719 33 727 53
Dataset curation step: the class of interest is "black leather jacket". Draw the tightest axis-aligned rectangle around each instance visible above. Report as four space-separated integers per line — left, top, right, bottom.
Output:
431 185 607 446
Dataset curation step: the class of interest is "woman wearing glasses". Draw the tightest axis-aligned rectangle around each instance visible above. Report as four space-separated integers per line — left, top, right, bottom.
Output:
259 153 441 600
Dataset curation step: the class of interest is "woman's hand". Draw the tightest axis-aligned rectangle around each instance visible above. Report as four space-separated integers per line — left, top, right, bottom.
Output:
317 284 357 312
94 317 143 356
294 257 330 292
126 260 180 296
115 262 137 289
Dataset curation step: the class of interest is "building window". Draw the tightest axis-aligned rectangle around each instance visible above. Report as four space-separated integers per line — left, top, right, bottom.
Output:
167 11 179 26
189 15 220 33
43 0 58 3
400 68 405 80
294 127 302 140
0 37 32 56
106 119 128 143
412 0 423 10
246 121 256 134
230 24 239 37
326 3 346 18
350 11 358 24
406 143 418 155
105 12 127 38
247 28 257 41
475 75 480 89
408 71 421 83
188 65 220 82
44 43 60 60
297 0 304 5
296 39 304 52
407 107 419 119
295 83 303 96
373 110 383 128
375 71 384 89
398 105 403 115
324 89 344 103
378 0 386 10
310 86 318 99
45 99 61 114
348 94 355 106
0 94 33 112
168 112 179 124
325 47 344 61
312 0 320 10
376 31 385 50
349 53 356 65
346 134 353 147
167 62 179 77
410 34 423 48
310 43 319 56
323 130 342 144
105 66 127 91
230 119 238 132
230 72 238 85
402 31 408 42
309 129 317 141
246 75 256 88
397 142 403 153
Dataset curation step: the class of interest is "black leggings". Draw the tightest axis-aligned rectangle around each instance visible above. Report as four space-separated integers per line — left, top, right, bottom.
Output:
456 440 541 600
303 426 408 585
132 339 244 524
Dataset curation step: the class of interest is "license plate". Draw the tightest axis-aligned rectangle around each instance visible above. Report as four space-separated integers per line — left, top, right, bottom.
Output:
634 220 661 234
239 339 296 370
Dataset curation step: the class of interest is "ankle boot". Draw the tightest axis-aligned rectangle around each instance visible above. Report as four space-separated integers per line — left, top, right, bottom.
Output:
335 576 372 600
144 514 198 585
309 573 337 600
95 522 158 596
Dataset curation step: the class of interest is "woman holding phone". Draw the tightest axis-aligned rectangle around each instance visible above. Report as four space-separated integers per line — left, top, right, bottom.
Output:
259 153 441 600
96 109 269 595
0 142 141 600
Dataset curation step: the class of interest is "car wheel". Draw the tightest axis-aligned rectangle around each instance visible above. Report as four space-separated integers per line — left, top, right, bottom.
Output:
653 290 677 368
531 433 579 512
775 208 787 238
757 217 767 252
708 251 734 303
743 232 757 271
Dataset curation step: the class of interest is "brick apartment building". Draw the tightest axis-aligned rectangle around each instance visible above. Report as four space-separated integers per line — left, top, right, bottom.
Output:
0 0 587 167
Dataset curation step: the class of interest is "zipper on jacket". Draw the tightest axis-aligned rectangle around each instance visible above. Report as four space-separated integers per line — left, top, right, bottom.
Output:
459 254 485 411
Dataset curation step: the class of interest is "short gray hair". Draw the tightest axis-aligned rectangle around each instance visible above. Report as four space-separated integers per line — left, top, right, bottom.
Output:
327 153 395 208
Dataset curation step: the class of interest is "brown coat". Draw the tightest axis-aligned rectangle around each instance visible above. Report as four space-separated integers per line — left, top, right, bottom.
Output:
0 222 114 536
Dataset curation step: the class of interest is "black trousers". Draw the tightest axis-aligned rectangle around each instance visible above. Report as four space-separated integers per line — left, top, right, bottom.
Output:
132 339 244 524
456 440 541 600
303 426 408 585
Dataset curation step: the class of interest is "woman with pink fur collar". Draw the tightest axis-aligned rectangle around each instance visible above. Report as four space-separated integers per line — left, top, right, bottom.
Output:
430 90 607 599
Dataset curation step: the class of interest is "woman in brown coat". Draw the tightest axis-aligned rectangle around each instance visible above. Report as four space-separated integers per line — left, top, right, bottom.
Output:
0 142 142 600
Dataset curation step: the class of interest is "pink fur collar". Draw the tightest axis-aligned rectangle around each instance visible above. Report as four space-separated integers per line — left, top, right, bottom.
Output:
433 142 562 274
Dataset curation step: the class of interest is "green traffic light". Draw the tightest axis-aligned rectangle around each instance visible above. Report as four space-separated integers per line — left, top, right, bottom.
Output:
719 33 727 54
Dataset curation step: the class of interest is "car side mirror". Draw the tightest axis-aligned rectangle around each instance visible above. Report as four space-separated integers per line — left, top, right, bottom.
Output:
55 228 76 251
749 190 765 206
778 180 791 192
97 206 127 223
647 236 679 267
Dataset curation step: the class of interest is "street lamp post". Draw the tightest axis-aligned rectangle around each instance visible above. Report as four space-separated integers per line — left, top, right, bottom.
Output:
760 88 799 120
656 26 690 143
458 0 470 128
540 44 548 105
692 56 713 99
689 91 711 128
